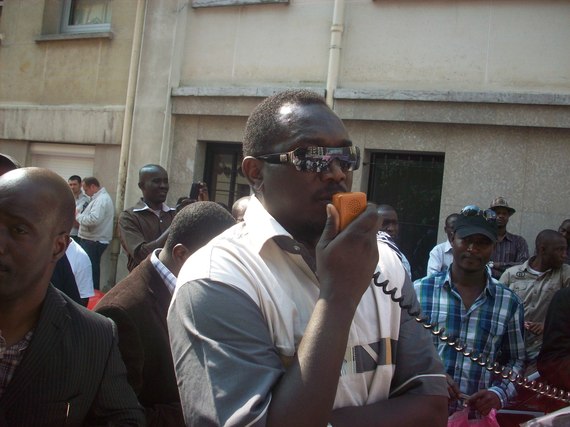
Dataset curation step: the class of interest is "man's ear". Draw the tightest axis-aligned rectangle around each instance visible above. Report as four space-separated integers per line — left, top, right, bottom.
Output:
52 234 70 262
172 243 192 269
242 157 264 193
449 231 457 248
138 181 144 191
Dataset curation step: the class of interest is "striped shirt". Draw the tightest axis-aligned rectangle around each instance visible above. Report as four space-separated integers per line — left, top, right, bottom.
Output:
490 232 529 278
414 269 525 412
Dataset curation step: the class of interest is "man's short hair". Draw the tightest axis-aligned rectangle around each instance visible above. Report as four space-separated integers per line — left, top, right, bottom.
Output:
243 89 328 157
164 201 236 254
536 229 565 248
83 177 100 187
68 175 82 183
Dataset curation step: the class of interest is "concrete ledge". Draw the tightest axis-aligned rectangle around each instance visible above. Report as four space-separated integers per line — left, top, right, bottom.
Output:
171 86 325 116
334 88 570 106
172 86 325 98
333 98 570 129
192 0 287 7
0 104 125 144
35 32 114 42
171 85 570 128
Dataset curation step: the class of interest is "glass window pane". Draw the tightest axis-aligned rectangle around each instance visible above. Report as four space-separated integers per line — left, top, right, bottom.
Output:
69 0 111 26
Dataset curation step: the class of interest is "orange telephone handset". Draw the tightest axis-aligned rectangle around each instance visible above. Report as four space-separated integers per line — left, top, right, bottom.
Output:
332 192 367 231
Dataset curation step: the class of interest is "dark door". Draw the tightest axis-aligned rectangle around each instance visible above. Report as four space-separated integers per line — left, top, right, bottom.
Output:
367 151 445 280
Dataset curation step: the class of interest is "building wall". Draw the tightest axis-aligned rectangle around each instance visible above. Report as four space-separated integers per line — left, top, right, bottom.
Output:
179 0 570 92
169 0 570 252
0 0 138 289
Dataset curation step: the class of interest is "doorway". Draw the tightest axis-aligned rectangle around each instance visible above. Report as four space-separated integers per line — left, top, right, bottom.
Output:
203 143 250 210
367 151 445 280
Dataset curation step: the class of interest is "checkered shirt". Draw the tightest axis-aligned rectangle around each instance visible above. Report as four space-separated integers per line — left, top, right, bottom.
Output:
0 330 34 398
414 269 525 411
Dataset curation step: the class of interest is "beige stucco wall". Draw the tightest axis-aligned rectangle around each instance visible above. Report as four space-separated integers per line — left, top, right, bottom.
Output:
179 0 570 93
0 0 136 104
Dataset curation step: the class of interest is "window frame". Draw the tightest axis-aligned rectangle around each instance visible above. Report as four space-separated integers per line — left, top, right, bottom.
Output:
61 0 111 34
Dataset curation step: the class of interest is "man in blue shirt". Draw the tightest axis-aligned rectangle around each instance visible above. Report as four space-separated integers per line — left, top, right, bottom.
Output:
414 205 525 417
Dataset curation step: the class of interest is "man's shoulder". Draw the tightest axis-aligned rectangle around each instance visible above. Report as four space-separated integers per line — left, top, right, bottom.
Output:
48 287 115 334
506 232 528 244
501 261 528 279
121 199 146 215
415 270 446 286
96 260 156 309
491 278 523 306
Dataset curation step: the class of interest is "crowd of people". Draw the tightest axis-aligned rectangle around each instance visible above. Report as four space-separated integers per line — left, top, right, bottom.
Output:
1 89 569 426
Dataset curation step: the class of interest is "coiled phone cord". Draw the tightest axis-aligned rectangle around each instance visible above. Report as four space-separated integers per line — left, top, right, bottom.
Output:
372 272 570 404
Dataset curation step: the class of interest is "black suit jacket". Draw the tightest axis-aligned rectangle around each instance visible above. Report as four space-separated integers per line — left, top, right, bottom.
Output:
95 257 184 427
0 286 144 427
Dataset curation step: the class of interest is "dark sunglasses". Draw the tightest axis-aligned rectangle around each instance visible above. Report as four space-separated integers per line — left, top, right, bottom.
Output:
460 205 497 222
256 146 360 174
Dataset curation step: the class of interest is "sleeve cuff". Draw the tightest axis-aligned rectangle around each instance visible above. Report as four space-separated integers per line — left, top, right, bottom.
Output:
488 387 506 408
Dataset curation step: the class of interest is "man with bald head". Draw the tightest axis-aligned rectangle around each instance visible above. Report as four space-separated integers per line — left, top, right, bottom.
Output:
119 164 176 271
501 229 570 370
0 167 144 426
231 195 250 222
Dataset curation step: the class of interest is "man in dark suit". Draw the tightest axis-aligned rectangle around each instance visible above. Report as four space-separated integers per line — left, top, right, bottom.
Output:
0 167 144 426
95 201 236 426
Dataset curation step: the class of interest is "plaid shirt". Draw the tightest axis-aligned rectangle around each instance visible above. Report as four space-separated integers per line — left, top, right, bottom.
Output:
0 330 34 399
414 269 525 411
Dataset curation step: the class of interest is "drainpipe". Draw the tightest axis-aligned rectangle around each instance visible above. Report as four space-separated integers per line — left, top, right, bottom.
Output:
108 0 147 289
325 0 345 109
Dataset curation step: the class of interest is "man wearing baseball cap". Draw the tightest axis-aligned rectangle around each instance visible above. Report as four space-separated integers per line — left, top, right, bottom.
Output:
415 205 525 417
488 197 529 279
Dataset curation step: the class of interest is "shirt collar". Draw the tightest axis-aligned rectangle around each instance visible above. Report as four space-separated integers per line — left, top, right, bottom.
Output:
243 195 296 254
442 264 497 297
150 249 177 295
133 198 175 213
444 240 452 253
92 187 105 199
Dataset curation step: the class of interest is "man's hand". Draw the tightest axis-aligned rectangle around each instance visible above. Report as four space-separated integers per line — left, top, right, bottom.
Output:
525 321 544 335
446 374 461 401
316 203 380 310
198 184 209 201
467 390 501 416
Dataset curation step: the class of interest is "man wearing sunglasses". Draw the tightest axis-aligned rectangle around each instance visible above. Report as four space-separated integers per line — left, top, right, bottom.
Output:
414 206 525 417
168 90 448 427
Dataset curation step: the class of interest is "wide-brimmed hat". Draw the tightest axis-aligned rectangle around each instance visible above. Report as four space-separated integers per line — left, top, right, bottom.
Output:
455 214 498 243
489 196 516 215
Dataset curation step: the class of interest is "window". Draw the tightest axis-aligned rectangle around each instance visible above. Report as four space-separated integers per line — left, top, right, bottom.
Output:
203 143 250 209
367 151 445 280
61 0 111 34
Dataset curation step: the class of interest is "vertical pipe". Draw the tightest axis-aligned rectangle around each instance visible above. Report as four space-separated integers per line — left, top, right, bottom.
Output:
107 0 147 289
325 0 345 108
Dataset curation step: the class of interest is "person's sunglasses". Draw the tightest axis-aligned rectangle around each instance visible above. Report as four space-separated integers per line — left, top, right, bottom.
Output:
255 146 360 174
460 205 497 222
